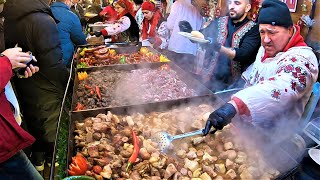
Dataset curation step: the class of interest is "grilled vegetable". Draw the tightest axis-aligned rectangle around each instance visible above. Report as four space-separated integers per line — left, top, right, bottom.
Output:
126 129 140 171
68 153 88 175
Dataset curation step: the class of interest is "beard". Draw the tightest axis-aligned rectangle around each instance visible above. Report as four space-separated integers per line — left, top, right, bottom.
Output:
229 10 245 21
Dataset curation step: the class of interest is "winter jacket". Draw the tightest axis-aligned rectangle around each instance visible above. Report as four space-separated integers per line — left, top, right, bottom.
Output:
0 56 35 163
2 0 69 147
51 2 87 66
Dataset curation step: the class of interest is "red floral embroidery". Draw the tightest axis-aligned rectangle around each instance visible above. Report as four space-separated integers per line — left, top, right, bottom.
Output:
277 67 284 73
298 73 307 88
269 77 276 81
259 77 265 81
291 81 297 91
305 63 310 70
284 64 294 73
271 89 281 100
291 57 297 62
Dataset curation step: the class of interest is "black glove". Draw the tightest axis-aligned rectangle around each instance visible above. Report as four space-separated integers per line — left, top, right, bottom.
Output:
179 21 192 33
203 103 237 135
93 31 102 37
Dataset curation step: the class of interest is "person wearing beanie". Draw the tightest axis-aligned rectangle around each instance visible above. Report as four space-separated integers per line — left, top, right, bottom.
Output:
94 0 139 42
179 0 260 91
141 1 169 49
203 0 318 160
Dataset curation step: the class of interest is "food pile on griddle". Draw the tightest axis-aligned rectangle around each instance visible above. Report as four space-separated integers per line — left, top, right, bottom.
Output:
70 105 280 179
77 46 169 67
74 65 196 110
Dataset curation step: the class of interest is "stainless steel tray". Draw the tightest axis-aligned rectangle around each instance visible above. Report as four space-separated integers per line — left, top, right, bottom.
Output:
71 62 214 112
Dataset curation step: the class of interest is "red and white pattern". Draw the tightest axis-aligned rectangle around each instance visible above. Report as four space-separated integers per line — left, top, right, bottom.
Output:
233 33 318 126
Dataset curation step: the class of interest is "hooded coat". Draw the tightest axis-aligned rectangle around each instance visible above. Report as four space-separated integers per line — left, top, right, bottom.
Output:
2 0 69 152
51 2 87 66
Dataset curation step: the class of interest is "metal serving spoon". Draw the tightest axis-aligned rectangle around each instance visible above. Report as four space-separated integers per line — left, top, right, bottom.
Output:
152 129 217 152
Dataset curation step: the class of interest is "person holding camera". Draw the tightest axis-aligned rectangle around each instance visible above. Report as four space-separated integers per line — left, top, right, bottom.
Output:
0 47 42 179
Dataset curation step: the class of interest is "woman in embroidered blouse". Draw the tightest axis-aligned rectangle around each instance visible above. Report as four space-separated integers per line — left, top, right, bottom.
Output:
95 0 139 42
141 1 169 49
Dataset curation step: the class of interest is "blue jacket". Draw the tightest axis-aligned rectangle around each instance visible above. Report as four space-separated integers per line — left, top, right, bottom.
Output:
51 2 86 65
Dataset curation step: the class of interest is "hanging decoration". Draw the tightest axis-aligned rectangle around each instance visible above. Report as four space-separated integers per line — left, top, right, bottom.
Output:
248 0 261 22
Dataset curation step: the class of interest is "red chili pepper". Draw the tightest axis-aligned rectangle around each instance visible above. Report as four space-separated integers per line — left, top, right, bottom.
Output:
90 90 95 95
75 102 85 111
126 129 140 171
96 86 102 100
84 84 92 89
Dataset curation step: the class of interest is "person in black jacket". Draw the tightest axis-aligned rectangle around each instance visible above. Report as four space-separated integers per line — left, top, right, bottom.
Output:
179 0 260 91
1 0 69 171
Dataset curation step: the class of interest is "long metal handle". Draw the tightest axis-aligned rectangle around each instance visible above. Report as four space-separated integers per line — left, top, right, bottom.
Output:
171 129 204 140
214 88 243 95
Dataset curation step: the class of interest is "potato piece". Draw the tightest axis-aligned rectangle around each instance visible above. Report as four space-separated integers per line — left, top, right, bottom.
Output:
215 176 224 180
226 169 237 179
184 158 200 172
200 172 212 180
192 168 202 178
202 165 217 178
180 168 188 176
225 159 235 170
186 151 197 160
125 116 134 127
164 163 178 179
177 149 187 159
215 164 226 174
202 152 217 164
100 164 112 179
192 137 205 146
139 148 151 160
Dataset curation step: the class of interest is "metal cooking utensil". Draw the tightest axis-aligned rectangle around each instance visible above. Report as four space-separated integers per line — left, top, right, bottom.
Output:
152 129 217 152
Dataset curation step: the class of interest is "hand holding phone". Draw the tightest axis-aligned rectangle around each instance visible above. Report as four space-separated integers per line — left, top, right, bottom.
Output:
15 52 39 78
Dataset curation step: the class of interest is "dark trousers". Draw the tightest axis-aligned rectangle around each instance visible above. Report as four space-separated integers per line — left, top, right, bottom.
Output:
0 151 43 180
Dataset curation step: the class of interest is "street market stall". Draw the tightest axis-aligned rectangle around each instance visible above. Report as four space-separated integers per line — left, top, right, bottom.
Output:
49 44 306 180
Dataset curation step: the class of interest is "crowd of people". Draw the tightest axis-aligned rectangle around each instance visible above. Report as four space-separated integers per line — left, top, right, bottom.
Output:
0 0 319 179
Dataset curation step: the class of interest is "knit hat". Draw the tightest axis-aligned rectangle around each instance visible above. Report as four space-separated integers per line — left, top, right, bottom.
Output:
258 0 293 28
141 1 155 12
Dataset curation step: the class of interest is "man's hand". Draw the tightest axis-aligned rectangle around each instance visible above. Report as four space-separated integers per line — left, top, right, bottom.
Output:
203 103 237 135
2 48 31 69
24 64 39 78
179 21 192 33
